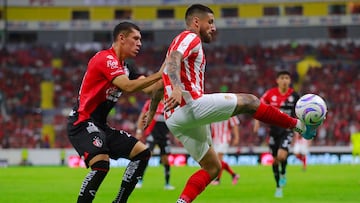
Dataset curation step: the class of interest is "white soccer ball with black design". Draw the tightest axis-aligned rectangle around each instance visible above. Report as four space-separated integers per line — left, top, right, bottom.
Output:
295 94 327 126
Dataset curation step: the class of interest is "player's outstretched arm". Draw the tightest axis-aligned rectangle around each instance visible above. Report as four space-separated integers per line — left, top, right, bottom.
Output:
112 70 162 93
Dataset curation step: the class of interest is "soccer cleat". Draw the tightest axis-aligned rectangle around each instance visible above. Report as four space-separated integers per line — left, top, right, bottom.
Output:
294 119 319 140
176 198 188 203
164 184 175 190
135 180 143 189
279 175 286 187
232 174 240 185
274 187 283 198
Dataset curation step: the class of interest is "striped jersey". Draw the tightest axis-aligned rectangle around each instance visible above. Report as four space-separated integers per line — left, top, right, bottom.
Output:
162 30 206 119
211 116 240 144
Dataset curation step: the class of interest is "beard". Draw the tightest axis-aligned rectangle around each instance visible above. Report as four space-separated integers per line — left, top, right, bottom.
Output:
200 29 212 43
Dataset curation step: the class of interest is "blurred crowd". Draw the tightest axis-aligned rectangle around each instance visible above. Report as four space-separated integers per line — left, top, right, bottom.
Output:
0 41 359 149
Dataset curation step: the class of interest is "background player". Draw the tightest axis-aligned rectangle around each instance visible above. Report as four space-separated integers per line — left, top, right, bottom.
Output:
135 99 175 190
293 132 310 171
210 116 240 185
145 4 316 203
253 70 300 198
67 22 164 203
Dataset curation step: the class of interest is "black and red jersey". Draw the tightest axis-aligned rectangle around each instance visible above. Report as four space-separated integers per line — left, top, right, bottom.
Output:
70 47 140 126
261 87 299 133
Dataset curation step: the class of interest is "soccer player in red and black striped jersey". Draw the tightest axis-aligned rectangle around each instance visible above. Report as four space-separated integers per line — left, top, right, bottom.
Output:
253 70 300 198
145 4 318 203
135 99 175 190
67 22 163 203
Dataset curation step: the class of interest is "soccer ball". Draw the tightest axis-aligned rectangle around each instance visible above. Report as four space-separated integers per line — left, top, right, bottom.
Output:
295 94 327 125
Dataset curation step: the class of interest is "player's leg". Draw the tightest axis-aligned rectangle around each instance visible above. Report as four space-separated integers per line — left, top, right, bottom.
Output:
159 137 175 190
278 132 292 188
270 143 281 189
107 129 151 203
178 146 220 203
136 135 156 188
67 121 110 203
277 148 288 187
165 94 235 202
231 93 315 139
169 125 220 203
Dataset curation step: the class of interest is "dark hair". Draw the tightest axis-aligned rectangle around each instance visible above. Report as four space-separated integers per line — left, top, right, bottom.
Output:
112 22 140 42
276 70 291 78
185 4 214 24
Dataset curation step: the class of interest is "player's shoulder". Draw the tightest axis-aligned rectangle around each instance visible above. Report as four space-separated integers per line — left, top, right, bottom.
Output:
91 48 116 62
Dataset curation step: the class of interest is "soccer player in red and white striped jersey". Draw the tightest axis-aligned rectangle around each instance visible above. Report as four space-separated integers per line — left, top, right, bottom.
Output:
210 116 240 185
145 4 317 203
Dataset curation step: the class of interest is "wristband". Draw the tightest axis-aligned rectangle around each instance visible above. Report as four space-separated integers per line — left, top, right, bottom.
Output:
136 129 143 134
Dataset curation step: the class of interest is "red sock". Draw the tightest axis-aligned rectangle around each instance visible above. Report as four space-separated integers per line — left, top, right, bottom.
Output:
179 169 211 202
221 160 235 176
253 102 297 129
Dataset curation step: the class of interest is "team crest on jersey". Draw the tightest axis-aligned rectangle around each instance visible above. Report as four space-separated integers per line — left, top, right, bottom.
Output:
106 86 122 102
92 136 103 148
271 95 277 102
288 95 294 102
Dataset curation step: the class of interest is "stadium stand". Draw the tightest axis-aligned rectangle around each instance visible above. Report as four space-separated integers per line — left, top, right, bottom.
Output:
0 0 359 149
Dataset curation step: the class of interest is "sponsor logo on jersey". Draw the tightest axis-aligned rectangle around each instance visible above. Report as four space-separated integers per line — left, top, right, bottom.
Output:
107 59 119 69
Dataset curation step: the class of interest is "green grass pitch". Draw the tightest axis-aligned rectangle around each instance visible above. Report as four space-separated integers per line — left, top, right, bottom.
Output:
1 164 359 203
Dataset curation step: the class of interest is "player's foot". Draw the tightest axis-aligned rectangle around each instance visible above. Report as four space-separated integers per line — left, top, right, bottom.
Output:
211 179 220 185
294 119 319 140
164 184 175 190
232 174 240 185
135 180 143 189
279 175 286 187
176 198 188 203
274 187 283 198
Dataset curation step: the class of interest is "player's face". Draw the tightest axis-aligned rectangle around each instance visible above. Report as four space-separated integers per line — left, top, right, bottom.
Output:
199 13 216 43
122 28 142 58
276 74 291 89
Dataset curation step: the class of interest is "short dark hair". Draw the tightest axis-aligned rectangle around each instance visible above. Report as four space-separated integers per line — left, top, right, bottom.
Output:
112 22 140 42
276 70 291 78
185 4 214 25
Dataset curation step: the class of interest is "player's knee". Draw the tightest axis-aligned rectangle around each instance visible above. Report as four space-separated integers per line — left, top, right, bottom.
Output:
132 148 151 161
90 160 110 172
235 94 260 113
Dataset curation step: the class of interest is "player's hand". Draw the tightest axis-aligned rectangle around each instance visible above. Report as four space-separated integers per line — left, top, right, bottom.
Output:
143 111 155 129
165 86 182 111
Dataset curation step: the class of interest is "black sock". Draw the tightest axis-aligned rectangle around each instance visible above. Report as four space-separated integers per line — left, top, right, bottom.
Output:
113 149 150 203
164 164 170 185
272 163 280 188
77 160 109 203
281 160 287 175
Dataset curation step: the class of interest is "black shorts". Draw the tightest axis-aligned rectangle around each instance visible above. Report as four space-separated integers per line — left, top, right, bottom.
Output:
146 122 171 155
67 119 138 167
268 128 293 157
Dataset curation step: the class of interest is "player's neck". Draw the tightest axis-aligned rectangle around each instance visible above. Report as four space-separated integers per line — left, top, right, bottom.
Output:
278 87 288 94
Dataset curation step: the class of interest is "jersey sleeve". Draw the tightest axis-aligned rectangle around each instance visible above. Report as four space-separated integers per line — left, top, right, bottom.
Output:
172 32 201 59
229 116 240 127
98 53 126 81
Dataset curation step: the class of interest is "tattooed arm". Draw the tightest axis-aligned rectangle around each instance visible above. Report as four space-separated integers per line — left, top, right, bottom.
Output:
164 51 183 111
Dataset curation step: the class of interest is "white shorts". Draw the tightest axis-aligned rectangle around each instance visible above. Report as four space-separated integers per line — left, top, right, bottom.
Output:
213 143 230 154
293 143 309 155
166 93 237 162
